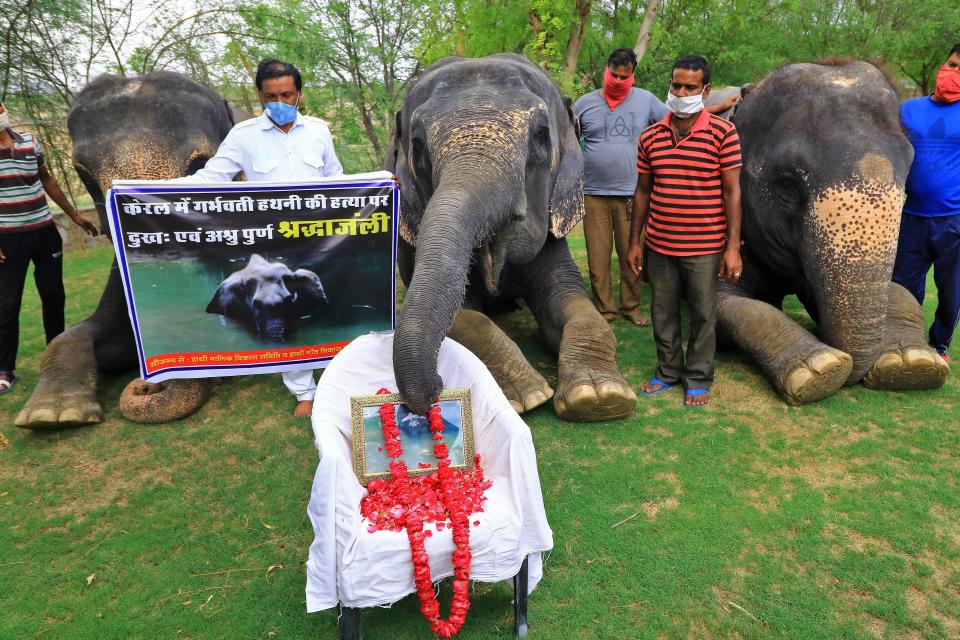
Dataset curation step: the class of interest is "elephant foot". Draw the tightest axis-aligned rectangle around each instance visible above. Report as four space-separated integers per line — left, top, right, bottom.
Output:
447 308 553 414
554 373 637 422
119 378 213 424
780 348 853 405
16 378 102 430
553 298 637 422
863 346 948 391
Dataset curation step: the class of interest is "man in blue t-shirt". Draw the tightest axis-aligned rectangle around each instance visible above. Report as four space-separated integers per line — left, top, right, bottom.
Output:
574 48 736 326
893 43 960 360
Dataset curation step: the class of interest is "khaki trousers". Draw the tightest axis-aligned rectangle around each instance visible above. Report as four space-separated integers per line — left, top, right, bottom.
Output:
583 195 642 320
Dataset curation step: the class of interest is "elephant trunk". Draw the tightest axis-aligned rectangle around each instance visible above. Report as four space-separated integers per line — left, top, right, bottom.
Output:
803 163 903 383
394 173 511 415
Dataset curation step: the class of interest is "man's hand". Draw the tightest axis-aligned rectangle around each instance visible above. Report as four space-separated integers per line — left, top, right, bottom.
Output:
69 211 99 236
718 246 743 284
627 240 644 276
720 94 740 111
0 246 5 264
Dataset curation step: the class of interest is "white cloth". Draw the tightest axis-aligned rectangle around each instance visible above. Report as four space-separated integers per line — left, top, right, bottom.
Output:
282 369 317 401
305 332 554 611
175 111 344 183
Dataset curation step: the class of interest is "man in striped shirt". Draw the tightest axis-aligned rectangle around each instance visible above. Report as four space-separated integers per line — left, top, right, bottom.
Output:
0 101 98 394
626 55 743 407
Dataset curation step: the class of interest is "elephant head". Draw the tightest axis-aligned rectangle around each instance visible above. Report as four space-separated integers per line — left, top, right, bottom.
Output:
207 254 328 343
387 54 584 414
734 60 914 382
68 71 238 234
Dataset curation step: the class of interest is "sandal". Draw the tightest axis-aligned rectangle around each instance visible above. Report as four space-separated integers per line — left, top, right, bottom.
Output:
684 388 710 407
0 374 19 395
641 377 673 396
622 313 650 327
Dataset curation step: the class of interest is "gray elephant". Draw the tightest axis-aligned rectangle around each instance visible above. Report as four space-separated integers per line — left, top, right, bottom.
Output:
16 72 238 428
386 53 637 421
207 253 328 342
717 60 948 404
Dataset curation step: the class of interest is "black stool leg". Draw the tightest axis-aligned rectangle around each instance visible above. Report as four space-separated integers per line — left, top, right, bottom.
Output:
339 605 362 640
513 555 529 637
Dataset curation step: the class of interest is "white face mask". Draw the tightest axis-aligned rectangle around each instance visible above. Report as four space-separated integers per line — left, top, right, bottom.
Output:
0 111 9 129
665 90 704 118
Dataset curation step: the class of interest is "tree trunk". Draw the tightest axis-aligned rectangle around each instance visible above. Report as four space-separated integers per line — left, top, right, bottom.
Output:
561 0 591 90
634 0 663 64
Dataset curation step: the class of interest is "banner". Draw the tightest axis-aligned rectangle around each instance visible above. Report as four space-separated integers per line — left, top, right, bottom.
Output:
106 171 398 382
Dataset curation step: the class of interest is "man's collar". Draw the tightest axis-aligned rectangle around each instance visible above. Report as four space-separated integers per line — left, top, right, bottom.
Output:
657 108 711 131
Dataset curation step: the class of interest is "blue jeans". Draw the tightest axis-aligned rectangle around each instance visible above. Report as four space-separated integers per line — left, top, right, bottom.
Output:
891 212 960 355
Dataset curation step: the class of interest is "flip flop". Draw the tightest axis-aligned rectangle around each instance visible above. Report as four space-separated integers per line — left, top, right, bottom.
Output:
641 377 673 396
684 388 710 407
0 374 19 395
622 314 650 327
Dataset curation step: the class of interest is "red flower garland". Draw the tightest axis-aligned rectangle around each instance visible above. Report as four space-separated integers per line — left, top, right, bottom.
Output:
360 389 492 638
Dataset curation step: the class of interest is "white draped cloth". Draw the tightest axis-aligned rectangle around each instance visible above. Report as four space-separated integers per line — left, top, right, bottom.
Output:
305 332 554 612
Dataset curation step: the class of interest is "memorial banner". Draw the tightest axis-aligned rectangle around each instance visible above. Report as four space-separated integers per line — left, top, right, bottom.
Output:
105 171 398 382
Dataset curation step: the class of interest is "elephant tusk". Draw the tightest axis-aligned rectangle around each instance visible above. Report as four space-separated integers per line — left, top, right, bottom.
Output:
482 242 497 295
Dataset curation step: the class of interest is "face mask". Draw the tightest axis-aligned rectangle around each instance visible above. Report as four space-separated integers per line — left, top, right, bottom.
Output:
603 68 634 110
0 111 8 129
665 90 704 118
264 99 299 126
933 66 960 103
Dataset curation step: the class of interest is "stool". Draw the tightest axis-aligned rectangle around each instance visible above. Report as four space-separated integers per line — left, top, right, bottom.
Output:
338 555 530 639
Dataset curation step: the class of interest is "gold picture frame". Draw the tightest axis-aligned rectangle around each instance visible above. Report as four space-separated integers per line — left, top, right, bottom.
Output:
350 388 475 486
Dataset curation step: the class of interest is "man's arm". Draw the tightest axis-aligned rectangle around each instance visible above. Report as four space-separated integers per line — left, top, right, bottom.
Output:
719 166 743 283
706 93 740 115
627 172 653 276
170 130 244 183
38 165 98 236
321 128 344 177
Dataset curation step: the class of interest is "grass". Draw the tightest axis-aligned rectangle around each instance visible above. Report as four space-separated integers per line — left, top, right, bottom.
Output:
1 230 958 640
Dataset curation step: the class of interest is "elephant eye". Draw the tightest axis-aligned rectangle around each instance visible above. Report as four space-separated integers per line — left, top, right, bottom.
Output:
772 172 807 214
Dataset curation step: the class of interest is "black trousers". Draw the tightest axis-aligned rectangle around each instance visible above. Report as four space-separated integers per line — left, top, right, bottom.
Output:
0 224 65 375
646 248 722 391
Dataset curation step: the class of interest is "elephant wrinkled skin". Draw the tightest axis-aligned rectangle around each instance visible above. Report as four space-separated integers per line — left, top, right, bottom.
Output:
717 60 948 404
386 54 636 421
16 72 236 429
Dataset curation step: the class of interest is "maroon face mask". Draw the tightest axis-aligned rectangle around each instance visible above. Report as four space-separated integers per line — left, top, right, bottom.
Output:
603 67 634 110
934 66 960 103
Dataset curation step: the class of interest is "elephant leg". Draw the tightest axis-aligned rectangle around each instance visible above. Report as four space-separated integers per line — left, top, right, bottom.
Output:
717 291 852 404
863 282 948 390
119 378 215 423
447 309 553 413
16 321 102 429
521 238 636 422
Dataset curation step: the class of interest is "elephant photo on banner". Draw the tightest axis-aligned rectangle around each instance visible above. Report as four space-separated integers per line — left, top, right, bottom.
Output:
713 59 948 404
387 53 637 422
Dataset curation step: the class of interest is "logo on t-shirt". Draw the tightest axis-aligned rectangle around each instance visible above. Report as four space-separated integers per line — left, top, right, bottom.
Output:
604 113 640 143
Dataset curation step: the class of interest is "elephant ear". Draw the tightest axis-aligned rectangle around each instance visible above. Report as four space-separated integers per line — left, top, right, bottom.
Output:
385 110 422 246
549 97 585 239
207 279 246 317
287 268 329 306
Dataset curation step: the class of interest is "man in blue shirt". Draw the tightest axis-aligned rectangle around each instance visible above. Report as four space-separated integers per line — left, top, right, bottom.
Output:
893 43 960 361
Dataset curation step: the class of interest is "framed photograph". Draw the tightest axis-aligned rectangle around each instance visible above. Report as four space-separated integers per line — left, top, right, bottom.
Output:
350 388 475 486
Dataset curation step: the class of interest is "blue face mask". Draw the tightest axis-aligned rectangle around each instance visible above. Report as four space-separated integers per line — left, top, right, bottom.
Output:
264 100 298 126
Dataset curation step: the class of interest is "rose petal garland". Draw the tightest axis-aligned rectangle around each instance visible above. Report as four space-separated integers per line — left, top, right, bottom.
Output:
359 389 492 638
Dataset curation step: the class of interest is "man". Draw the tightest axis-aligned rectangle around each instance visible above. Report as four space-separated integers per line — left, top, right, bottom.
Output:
0 102 99 395
626 55 743 406
177 59 343 416
575 49 737 327
892 43 960 362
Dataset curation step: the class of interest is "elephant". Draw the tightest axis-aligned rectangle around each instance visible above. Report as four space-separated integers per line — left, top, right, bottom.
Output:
207 253 329 342
386 53 637 421
716 59 949 404
16 72 239 429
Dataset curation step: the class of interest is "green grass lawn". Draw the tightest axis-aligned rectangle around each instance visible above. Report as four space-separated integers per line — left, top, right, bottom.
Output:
1 233 958 640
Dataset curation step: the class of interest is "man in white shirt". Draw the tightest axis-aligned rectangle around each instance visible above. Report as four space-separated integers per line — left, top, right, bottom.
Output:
177 59 344 417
